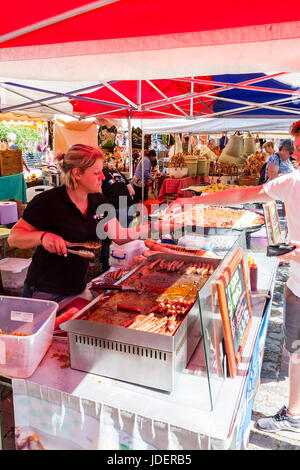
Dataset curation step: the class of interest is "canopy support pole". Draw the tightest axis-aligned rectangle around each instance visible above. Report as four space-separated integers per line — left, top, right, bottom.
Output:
128 114 133 179
141 119 146 221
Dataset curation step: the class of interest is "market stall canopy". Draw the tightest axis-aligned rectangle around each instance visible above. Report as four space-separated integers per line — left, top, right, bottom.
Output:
137 117 295 135
0 0 300 82
69 73 300 120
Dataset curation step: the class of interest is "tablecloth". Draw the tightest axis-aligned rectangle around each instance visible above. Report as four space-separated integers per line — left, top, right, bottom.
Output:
0 173 27 203
158 176 209 200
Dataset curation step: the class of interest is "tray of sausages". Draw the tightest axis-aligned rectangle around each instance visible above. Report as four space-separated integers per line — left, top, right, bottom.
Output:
75 252 221 337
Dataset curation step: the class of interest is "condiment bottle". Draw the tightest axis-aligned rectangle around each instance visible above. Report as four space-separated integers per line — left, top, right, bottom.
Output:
247 253 254 267
250 258 258 291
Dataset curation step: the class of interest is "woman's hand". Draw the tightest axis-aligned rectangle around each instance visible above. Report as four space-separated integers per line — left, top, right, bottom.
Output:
278 240 300 262
41 232 69 257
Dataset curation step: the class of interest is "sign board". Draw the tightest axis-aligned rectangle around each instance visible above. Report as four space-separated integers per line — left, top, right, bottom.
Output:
216 248 252 378
263 201 282 244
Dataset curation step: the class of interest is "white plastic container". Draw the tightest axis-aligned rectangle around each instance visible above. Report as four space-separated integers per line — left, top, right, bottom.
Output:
109 240 145 268
178 235 214 252
0 296 58 378
0 258 32 296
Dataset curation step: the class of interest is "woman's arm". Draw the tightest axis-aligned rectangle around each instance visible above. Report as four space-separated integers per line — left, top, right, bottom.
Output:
104 217 150 245
267 164 279 181
127 183 135 197
8 218 69 256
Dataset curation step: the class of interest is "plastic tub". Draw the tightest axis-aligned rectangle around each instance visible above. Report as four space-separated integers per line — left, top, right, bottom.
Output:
0 258 32 296
184 155 198 176
0 296 58 378
197 158 210 177
109 240 146 268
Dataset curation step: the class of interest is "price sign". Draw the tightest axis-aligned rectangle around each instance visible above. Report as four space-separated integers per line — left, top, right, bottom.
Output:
216 248 252 378
264 201 282 244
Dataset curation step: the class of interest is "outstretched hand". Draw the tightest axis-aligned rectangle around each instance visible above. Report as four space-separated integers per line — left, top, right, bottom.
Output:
278 240 300 262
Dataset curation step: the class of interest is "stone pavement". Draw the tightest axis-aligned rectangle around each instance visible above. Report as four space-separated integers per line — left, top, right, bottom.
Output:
249 263 300 450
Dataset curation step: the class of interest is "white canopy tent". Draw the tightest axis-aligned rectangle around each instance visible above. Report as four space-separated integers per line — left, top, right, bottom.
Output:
123 117 294 135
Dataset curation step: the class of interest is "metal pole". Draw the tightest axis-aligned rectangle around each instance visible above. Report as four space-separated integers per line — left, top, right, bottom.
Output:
128 114 133 178
141 120 145 219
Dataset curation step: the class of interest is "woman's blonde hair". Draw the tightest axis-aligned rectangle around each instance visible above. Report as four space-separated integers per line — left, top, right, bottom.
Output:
55 144 104 190
262 141 275 150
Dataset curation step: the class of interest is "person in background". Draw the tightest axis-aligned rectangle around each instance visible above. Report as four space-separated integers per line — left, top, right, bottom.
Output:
7 132 19 150
262 141 275 159
132 149 157 203
167 120 300 434
265 139 295 181
102 157 135 224
182 136 190 153
101 157 136 271
7 132 30 173
132 151 140 172
7 144 152 302
148 157 160 198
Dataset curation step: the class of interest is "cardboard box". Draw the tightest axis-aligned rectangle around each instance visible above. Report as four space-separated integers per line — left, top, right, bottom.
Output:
0 150 23 176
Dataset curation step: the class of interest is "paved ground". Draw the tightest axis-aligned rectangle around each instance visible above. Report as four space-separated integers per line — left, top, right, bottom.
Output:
249 263 300 450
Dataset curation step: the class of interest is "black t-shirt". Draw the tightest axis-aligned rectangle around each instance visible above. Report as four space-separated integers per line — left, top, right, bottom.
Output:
102 168 133 209
22 185 108 296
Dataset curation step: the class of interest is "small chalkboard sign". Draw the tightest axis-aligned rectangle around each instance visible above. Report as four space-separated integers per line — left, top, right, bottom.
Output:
216 248 252 378
263 201 282 244
268 201 282 244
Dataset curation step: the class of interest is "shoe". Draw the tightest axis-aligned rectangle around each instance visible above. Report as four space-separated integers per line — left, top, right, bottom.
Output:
256 406 300 433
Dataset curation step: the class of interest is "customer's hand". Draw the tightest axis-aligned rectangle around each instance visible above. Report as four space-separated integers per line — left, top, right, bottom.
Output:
41 232 69 257
278 240 300 262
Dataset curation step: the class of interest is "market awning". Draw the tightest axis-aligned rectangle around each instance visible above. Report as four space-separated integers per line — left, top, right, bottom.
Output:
68 73 300 120
0 0 300 82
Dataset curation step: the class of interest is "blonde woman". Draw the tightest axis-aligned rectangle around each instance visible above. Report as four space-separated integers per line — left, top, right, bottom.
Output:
262 141 275 158
8 144 151 302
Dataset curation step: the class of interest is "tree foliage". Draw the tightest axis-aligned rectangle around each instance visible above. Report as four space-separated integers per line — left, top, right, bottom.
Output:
0 123 42 152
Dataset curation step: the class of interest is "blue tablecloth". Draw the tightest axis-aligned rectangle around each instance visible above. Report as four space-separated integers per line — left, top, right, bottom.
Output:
0 173 27 203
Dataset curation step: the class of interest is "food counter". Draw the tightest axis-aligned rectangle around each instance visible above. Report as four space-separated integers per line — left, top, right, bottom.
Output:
8 226 279 450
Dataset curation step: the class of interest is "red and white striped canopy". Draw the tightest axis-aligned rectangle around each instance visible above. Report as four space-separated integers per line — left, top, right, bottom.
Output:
1 0 300 82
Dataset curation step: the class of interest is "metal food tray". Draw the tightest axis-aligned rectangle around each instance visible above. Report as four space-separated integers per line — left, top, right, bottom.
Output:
61 252 221 392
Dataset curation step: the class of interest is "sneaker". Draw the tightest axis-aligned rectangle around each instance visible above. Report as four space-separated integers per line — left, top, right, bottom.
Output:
256 406 300 433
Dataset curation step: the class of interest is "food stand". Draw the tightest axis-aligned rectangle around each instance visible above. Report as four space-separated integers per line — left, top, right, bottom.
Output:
0 200 285 450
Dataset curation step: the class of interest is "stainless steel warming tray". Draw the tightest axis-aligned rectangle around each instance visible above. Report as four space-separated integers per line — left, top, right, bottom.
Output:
61 252 221 392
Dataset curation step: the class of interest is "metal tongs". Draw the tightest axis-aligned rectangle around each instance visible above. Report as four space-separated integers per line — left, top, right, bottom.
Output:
66 243 95 259
89 280 144 294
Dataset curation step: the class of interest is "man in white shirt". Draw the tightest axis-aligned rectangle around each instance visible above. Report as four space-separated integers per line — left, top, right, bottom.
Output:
167 121 300 434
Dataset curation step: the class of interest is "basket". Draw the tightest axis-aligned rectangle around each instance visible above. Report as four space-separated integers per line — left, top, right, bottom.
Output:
197 158 210 176
184 155 197 176
223 132 243 158
243 132 256 155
